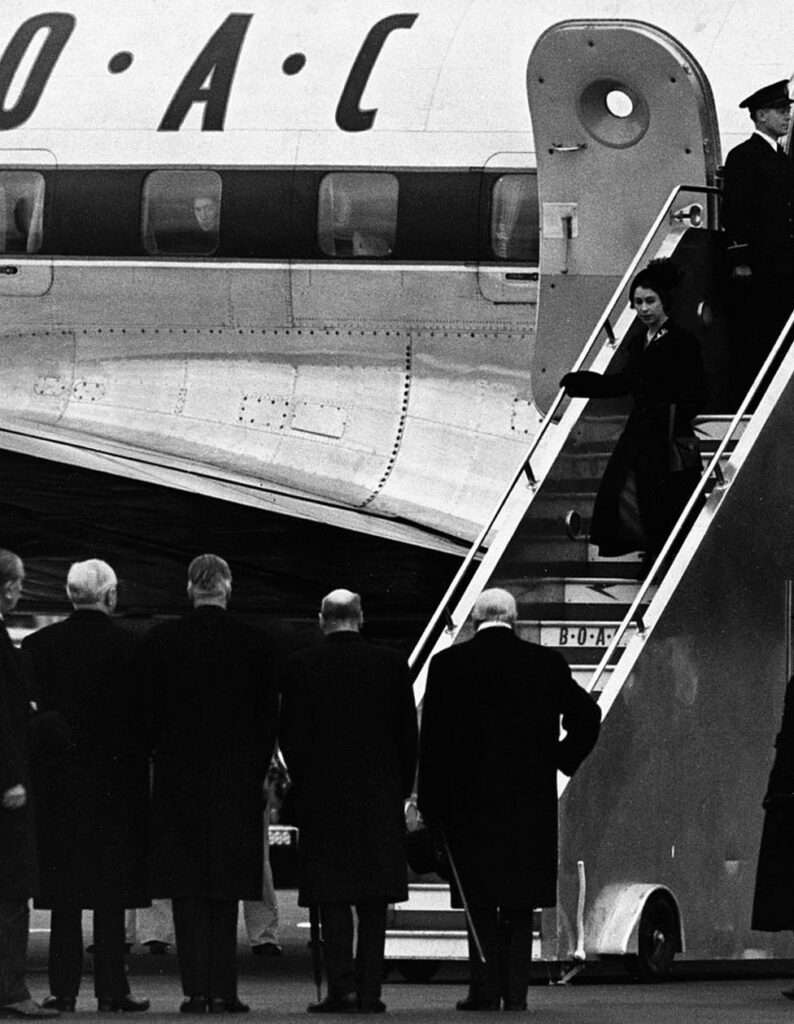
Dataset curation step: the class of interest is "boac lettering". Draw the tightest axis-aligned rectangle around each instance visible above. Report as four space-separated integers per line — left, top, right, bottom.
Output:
0 13 74 130
336 13 418 133
159 13 252 131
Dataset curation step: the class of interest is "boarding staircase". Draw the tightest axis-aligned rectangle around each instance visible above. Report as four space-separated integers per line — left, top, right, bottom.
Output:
384 183 790 978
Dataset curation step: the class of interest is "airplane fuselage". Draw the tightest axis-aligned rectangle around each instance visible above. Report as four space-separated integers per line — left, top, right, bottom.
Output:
0 1 790 549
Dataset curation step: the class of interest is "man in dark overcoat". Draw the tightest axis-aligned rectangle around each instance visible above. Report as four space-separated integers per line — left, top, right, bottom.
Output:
139 554 278 1014
279 589 418 1014
0 549 56 1019
752 674 794 999
418 588 601 1012
722 79 794 402
22 560 150 1013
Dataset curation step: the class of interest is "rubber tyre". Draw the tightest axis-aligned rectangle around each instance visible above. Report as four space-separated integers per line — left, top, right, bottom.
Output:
626 893 678 981
396 960 440 983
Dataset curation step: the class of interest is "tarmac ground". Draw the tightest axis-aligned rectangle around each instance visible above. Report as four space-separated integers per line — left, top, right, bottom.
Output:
22 893 794 1023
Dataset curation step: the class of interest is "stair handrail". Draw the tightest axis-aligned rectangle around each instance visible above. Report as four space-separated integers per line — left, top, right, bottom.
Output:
587 305 794 694
408 182 720 679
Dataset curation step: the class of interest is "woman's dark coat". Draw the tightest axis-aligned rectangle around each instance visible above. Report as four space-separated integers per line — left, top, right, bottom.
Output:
140 606 278 901
0 624 37 900
564 319 706 557
753 675 794 930
418 627 600 909
22 610 150 909
279 632 418 906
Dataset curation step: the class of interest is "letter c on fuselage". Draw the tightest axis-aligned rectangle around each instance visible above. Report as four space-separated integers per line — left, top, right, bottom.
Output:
336 13 418 133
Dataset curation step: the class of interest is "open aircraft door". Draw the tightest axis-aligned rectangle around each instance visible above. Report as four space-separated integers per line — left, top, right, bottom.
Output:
0 148 54 297
527 21 720 410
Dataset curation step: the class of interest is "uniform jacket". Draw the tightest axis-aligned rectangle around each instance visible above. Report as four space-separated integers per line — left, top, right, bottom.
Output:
279 631 418 906
418 627 600 909
752 674 794 931
722 133 794 278
22 610 150 909
140 606 278 901
0 621 37 899
564 318 706 557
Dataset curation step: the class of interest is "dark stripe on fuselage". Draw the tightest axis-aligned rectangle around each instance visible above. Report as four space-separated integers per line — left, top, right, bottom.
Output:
2 166 539 263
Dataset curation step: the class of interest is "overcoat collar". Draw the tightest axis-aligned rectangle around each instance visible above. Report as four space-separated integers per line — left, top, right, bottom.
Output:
69 608 113 623
472 626 515 643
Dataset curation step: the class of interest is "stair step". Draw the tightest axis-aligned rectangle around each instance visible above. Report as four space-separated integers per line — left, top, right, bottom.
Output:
555 453 612 478
513 515 592 538
694 414 749 440
388 909 464 929
543 478 601 495
516 602 635 622
501 560 643 581
384 930 469 961
516 619 637 648
504 539 642 565
572 664 613 690
503 577 655 605
394 884 452 911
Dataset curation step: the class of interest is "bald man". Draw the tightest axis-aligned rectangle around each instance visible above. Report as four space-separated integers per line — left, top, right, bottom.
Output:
279 590 418 1014
418 588 601 1012
22 560 150 1013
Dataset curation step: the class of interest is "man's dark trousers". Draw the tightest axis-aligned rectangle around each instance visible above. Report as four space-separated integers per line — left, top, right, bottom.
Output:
172 897 238 1000
467 905 534 1008
319 901 387 1006
0 901 30 1006
49 905 129 1001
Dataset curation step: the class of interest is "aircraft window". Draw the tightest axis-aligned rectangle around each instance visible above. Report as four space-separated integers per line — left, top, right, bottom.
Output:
490 174 538 261
141 170 221 256
0 171 44 254
317 173 398 257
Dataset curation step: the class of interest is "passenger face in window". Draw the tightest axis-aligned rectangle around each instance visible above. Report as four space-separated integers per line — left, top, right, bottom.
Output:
193 196 218 234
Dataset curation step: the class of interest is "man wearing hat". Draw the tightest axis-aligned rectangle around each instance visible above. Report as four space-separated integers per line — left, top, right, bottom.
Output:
722 79 794 403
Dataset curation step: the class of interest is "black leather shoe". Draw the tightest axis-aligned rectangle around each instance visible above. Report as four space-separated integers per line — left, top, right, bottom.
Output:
251 942 282 957
455 996 500 1011
208 999 249 1014
357 1000 386 1014
142 941 170 956
42 1000 75 1014
0 1001 61 1018
502 1002 528 1012
307 995 359 1014
179 998 207 1014
96 996 150 1013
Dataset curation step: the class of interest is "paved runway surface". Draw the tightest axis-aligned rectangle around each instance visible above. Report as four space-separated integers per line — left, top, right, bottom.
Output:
23 894 794 1023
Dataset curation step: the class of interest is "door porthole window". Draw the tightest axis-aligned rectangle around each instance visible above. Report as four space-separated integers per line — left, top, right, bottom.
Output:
577 78 650 148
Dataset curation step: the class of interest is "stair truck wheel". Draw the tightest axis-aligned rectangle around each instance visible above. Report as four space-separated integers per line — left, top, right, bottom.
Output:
396 960 440 983
626 891 680 981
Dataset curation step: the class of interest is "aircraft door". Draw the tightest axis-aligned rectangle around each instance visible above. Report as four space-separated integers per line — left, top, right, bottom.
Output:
527 20 719 410
478 152 538 306
0 149 54 297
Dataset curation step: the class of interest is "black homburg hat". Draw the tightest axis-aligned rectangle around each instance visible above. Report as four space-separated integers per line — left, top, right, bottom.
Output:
740 80 793 113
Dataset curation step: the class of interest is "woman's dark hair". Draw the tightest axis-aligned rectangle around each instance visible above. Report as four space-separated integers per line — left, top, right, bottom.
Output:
629 258 682 313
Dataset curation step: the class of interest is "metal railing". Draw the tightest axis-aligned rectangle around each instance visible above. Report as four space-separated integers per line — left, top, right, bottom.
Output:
408 183 720 681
